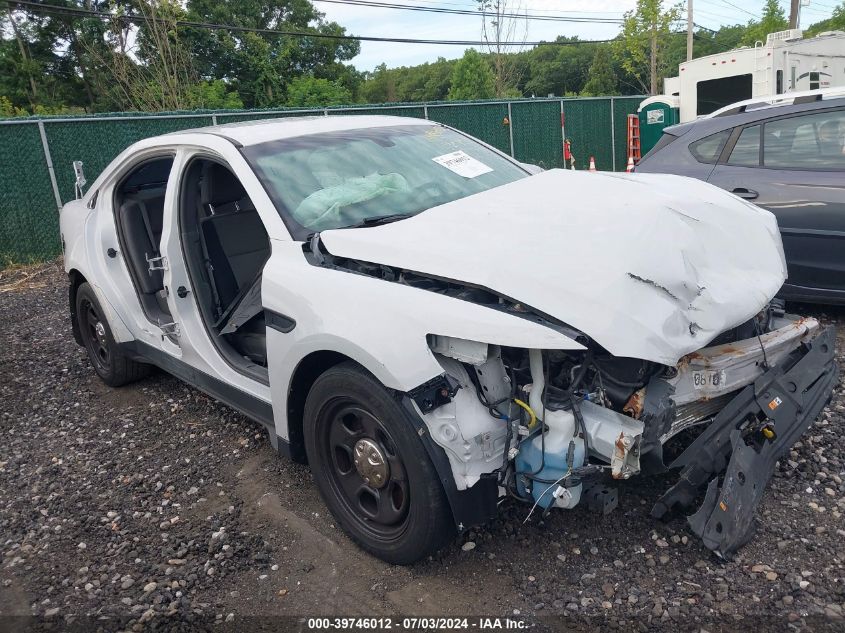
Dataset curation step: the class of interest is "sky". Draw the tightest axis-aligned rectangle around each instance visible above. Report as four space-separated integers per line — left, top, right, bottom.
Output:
313 0 842 71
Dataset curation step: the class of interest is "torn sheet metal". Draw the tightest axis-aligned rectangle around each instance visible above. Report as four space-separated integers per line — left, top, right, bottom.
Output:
669 316 820 406
320 169 787 365
653 326 837 558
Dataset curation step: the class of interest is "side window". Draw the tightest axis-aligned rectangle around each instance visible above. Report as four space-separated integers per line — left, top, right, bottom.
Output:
727 125 761 167
763 110 845 170
689 130 730 164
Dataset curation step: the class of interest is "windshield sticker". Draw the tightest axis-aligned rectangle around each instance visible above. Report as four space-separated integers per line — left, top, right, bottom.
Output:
432 150 493 178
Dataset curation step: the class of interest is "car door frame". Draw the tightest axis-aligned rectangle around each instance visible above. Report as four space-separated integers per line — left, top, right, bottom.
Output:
154 136 291 403
710 105 845 302
87 146 183 358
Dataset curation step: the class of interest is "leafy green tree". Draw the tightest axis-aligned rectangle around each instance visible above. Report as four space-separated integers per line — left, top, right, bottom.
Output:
743 0 788 45
1 2 118 113
188 80 243 109
613 0 682 95
360 63 397 103
582 47 618 96
523 39 599 97
286 76 351 106
806 1 845 35
182 0 359 108
447 49 495 100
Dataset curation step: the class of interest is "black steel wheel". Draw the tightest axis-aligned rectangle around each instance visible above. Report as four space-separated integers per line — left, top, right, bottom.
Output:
303 362 453 564
320 401 410 539
75 282 151 387
80 294 112 374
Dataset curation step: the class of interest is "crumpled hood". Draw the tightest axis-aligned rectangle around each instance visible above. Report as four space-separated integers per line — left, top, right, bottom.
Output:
320 169 787 365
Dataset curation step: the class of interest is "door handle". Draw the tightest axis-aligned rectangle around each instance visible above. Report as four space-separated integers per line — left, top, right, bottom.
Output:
731 187 758 200
176 286 189 298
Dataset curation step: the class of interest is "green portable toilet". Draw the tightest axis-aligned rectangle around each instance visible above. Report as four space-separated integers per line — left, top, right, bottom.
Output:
638 96 680 155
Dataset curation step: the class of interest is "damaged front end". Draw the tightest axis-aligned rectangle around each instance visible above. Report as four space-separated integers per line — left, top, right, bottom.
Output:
416 305 837 559
652 323 837 558
306 230 835 557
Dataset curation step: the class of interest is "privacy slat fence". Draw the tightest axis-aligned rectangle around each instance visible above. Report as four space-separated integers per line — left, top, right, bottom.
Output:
0 95 643 265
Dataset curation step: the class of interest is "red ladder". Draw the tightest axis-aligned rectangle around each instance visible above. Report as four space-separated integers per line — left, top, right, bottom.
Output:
627 114 641 163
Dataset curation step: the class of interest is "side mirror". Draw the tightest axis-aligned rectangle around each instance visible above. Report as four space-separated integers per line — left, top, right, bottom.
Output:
73 161 87 199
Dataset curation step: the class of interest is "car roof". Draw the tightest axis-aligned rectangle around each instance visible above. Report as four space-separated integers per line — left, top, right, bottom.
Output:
165 114 434 147
663 90 845 139
706 87 845 119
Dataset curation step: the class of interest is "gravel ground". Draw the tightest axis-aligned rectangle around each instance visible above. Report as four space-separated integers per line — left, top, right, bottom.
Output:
1 260 845 632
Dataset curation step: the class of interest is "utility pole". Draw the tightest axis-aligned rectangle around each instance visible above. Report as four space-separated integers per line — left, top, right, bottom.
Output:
686 0 693 61
650 22 657 95
789 0 800 29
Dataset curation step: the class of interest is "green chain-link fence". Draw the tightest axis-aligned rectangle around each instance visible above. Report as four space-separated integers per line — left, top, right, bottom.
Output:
0 96 642 266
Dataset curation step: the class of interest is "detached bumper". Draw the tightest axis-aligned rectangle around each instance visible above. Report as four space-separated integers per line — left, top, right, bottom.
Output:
653 325 838 559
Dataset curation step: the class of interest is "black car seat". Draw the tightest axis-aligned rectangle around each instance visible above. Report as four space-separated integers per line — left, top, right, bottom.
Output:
118 190 166 302
197 163 270 322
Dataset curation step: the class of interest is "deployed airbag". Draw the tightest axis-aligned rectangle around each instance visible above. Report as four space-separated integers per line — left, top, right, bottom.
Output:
295 173 410 229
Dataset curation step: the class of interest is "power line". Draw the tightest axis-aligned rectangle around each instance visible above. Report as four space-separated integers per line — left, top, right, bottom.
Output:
10 0 618 46
393 0 626 15
714 0 760 19
311 0 623 23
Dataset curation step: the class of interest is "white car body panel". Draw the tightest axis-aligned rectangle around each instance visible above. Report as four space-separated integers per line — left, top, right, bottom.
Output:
320 168 787 366
261 241 584 443
61 137 288 406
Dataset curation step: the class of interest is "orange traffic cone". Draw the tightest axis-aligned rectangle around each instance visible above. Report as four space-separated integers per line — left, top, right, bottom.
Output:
626 156 635 172
588 156 597 172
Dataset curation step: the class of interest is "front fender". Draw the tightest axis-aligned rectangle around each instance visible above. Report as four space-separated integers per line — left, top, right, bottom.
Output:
262 240 584 443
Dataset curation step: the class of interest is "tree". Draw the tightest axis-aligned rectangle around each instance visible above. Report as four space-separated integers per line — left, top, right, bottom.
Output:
447 49 495 100
182 0 359 108
360 63 397 103
582 47 617 96
523 39 597 97
613 0 682 95
806 1 845 35
79 0 199 112
188 80 244 109
0 1 116 114
743 0 788 45
286 76 351 106
476 0 526 97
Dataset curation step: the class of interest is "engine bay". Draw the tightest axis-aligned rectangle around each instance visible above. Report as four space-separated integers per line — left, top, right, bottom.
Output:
418 301 786 522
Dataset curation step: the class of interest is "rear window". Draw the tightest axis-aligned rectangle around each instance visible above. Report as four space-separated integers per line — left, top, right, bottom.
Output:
689 130 730 164
727 125 761 167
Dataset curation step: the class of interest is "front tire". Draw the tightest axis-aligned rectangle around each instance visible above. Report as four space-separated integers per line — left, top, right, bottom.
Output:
76 282 150 387
303 362 454 564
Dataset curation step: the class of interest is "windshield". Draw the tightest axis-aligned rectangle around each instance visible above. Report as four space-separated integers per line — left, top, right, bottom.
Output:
243 124 528 236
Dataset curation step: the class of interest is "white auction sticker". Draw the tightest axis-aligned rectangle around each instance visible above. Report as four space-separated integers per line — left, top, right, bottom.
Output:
431 150 493 178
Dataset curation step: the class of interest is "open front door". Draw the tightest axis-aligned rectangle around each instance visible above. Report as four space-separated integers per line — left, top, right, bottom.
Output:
156 148 277 436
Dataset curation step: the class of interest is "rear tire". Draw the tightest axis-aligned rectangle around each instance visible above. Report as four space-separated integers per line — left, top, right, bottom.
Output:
303 362 454 564
76 282 151 387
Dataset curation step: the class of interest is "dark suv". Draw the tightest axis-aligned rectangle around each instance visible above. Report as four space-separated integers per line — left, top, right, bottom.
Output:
636 91 845 305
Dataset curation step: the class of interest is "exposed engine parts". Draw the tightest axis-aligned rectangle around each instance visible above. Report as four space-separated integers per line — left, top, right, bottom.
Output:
422 336 650 514
415 302 832 560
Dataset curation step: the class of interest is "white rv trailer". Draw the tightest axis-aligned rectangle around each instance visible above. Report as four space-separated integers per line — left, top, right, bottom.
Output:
662 29 845 122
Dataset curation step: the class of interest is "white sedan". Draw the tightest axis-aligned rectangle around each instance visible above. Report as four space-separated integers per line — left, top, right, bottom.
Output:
61 115 837 564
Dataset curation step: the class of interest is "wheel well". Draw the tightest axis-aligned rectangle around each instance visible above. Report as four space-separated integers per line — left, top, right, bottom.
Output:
285 350 351 463
68 269 87 346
